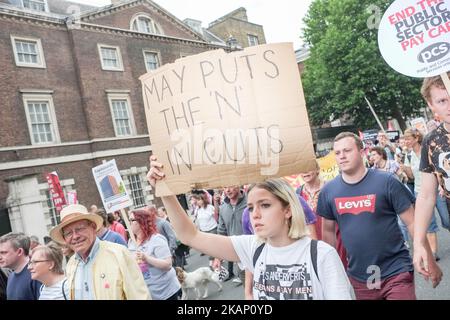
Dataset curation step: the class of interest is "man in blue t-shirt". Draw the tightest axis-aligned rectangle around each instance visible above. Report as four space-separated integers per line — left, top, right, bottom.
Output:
317 132 440 300
93 209 127 247
0 233 41 300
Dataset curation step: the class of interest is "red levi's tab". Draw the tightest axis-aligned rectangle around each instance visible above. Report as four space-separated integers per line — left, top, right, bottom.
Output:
334 195 376 215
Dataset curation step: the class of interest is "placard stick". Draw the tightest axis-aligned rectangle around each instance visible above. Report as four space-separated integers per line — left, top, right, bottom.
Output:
441 72 450 96
364 96 385 132
120 208 137 245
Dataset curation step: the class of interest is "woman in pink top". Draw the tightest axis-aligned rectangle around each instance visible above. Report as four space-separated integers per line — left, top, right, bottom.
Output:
108 213 128 242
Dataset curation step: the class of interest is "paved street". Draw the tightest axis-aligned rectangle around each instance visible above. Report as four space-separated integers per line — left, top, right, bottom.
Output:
182 250 245 300
416 227 450 300
183 227 450 300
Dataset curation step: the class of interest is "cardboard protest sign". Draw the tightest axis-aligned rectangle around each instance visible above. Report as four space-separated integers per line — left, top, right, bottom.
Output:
317 151 340 181
410 117 428 134
140 43 316 196
378 0 450 78
284 151 339 189
92 159 132 213
45 172 66 213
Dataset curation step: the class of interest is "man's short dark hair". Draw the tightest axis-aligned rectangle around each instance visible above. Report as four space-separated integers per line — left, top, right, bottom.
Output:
334 132 364 150
370 146 387 160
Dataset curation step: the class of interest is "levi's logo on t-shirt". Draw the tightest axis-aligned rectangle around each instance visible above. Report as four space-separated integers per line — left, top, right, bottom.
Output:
334 195 376 215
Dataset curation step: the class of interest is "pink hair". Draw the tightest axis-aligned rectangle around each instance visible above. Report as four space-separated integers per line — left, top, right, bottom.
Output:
131 207 158 241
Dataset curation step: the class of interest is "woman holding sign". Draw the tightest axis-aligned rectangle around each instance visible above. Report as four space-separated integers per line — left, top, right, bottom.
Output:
147 156 354 300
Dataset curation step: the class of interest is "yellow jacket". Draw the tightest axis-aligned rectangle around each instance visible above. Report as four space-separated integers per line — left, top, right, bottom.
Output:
66 240 151 300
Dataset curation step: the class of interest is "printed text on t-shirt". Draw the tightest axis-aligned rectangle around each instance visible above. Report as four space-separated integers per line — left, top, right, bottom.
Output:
334 195 376 215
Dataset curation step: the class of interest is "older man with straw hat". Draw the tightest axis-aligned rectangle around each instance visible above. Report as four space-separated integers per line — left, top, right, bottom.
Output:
50 204 150 300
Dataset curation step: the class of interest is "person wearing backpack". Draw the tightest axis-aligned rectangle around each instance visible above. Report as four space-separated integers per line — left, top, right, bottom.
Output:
148 155 354 300
241 193 318 299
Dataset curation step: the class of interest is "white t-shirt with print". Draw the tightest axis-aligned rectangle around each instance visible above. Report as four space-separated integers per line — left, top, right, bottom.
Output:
230 235 354 300
195 205 217 232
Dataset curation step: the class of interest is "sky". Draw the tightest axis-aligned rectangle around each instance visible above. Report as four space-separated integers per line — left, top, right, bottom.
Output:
71 0 313 49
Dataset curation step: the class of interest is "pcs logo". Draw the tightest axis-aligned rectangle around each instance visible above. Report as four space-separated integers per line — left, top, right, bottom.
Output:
417 42 450 64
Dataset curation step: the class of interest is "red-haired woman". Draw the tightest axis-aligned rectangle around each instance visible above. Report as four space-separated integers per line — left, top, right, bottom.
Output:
128 207 181 300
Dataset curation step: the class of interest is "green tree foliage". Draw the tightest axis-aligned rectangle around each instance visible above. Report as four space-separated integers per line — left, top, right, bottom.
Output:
301 0 425 130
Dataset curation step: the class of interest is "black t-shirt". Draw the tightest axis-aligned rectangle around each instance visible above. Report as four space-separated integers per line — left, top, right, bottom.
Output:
317 169 414 281
420 123 450 198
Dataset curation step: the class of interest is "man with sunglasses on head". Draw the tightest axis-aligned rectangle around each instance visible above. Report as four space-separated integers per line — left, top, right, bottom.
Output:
50 204 150 300
0 233 41 300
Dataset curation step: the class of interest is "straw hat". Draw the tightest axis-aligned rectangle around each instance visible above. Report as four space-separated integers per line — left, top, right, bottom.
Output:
50 204 103 244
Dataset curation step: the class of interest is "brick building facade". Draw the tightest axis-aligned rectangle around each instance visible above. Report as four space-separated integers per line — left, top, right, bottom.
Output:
207 7 266 49
0 0 229 239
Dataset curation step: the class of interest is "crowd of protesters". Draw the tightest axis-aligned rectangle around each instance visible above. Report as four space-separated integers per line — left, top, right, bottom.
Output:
1 73 449 300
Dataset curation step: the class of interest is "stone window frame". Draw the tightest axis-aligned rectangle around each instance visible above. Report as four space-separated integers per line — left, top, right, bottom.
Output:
120 166 154 210
97 44 124 72
247 34 259 47
22 93 61 145
130 13 163 35
11 35 46 69
21 0 48 12
106 92 137 137
142 50 161 72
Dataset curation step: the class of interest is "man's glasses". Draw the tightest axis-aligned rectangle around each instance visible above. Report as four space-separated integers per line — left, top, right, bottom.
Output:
28 260 50 267
129 218 137 222
62 225 90 239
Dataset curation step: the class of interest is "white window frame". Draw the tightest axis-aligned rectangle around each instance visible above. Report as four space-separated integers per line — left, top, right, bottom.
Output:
22 93 60 145
128 173 146 208
247 34 259 47
142 50 161 72
107 93 137 137
120 167 154 210
130 13 163 35
98 44 124 72
11 35 46 69
21 0 48 12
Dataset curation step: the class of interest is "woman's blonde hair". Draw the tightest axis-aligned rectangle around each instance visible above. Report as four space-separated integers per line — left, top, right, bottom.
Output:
31 242 64 274
403 128 423 145
247 178 308 240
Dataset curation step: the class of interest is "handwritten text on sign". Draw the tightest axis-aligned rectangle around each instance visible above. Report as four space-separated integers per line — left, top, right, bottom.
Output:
140 43 316 196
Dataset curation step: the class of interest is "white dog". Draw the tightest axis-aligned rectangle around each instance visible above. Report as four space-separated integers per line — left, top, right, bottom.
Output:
175 267 222 300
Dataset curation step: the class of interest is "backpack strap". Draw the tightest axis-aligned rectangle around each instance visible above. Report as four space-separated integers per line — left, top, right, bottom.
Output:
62 279 67 300
252 243 266 268
310 239 319 281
